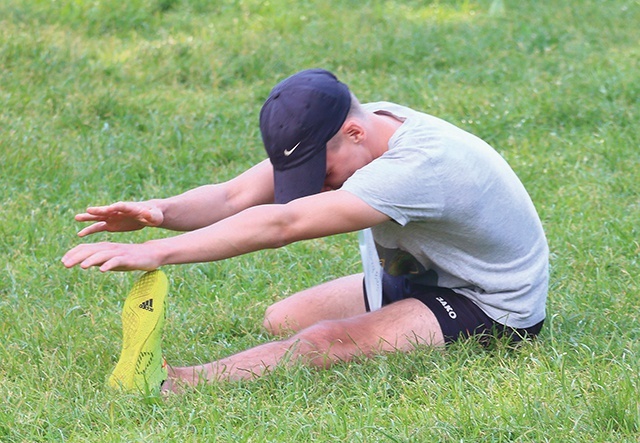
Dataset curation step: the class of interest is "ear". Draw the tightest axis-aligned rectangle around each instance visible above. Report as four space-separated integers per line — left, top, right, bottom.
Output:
342 119 365 144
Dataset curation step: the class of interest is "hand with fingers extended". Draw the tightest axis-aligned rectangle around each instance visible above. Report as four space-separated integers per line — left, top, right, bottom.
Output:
75 201 164 237
61 241 164 272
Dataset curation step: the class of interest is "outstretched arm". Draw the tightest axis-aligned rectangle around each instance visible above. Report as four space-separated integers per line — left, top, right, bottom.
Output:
61 190 389 272
73 159 275 236
153 159 275 231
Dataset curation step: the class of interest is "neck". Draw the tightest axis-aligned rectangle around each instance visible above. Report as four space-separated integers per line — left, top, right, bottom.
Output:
368 111 403 158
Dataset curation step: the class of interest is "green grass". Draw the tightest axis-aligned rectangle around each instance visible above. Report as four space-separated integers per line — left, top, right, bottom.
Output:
1 0 639 441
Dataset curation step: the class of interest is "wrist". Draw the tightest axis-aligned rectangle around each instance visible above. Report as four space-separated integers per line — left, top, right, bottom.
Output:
145 238 171 267
147 198 168 228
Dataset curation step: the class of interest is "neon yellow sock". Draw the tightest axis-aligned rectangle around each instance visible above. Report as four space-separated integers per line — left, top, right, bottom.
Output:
108 270 168 394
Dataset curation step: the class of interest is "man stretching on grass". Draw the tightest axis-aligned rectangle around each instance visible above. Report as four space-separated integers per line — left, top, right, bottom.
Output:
62 69 548 393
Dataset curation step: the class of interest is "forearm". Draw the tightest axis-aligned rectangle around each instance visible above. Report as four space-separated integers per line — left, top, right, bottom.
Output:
150 184 233 231
151 159 275 232
151 205 291 265
62 204 290 272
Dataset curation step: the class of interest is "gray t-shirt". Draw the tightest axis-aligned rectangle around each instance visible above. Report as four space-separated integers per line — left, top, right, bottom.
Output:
341 102 548 328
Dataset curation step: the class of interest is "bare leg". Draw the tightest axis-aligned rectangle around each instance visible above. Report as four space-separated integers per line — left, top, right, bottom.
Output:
165 298 444 391
263 273 366 336
167 338 305 386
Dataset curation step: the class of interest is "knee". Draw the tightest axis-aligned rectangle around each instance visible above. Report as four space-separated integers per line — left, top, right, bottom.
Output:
293 321 353 369
262 304 280 336
263 301 295 336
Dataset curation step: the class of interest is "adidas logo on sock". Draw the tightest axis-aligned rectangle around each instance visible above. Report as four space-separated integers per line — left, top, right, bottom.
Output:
138 299 154 312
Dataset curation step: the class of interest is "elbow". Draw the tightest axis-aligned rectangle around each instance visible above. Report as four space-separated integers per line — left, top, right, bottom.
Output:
270 220 298 249
263 206 308 249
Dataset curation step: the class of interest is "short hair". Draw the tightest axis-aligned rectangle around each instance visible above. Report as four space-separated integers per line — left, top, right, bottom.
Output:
326 93 365 150
347 92 364 118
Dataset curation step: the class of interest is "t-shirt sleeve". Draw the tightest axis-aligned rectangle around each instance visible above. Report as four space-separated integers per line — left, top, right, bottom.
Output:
341 146 445 226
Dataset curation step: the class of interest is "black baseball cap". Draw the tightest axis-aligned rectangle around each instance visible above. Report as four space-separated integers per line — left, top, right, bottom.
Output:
260 69 351 204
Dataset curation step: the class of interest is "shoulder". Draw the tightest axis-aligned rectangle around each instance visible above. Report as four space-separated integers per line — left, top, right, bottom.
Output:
362 101 416 119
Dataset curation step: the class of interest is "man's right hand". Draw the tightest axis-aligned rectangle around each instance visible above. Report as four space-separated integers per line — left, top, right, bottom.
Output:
74 201 164 237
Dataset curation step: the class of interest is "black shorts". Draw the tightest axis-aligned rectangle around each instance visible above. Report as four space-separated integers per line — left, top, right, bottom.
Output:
363 273 543 345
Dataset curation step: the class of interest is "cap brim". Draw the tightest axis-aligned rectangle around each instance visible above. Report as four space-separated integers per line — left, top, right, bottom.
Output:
273 145 326 204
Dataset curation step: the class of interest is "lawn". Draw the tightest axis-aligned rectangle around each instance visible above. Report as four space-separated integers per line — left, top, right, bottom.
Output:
1 0 639 441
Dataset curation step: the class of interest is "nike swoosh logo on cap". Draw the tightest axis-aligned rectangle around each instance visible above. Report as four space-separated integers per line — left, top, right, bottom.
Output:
284 141 301 156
